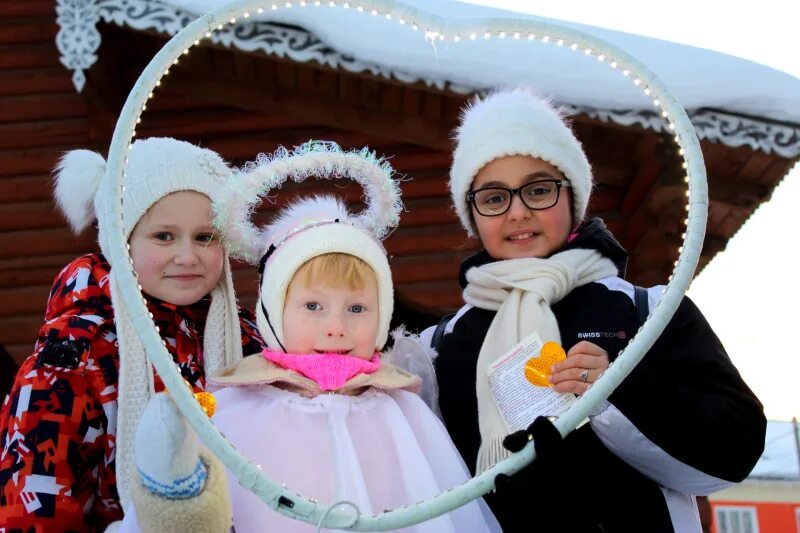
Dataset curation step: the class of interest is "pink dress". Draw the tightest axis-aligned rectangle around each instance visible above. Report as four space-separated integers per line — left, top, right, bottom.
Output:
208 355 500 533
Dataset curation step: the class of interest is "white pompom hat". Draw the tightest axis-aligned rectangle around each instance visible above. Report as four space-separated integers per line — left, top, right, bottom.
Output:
257 196 394 352
53 137 245 509
449 87 593 237
55 137 232 239
214 141 402 352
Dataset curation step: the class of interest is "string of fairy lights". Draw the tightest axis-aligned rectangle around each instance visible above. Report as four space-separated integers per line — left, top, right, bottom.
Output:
103 1 707 529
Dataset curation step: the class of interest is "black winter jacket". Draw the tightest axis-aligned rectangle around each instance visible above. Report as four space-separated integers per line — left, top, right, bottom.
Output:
433 219 766 533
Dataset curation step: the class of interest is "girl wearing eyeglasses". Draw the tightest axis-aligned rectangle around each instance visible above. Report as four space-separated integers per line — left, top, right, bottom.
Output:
425 87 766 532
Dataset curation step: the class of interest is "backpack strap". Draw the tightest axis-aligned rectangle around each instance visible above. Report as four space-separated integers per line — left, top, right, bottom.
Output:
633 285 649 328
431 313 455 352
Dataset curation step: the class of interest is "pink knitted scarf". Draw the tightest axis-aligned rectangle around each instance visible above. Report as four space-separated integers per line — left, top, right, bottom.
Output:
262 349 381 391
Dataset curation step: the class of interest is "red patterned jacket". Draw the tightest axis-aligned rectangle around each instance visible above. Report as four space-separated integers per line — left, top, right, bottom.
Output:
0 253 264 532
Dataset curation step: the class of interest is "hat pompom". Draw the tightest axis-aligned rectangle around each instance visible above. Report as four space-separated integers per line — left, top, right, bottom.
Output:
54 149 106 234
261 195 351 252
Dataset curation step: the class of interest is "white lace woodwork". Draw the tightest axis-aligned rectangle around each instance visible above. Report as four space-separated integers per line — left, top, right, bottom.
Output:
54 0 800 158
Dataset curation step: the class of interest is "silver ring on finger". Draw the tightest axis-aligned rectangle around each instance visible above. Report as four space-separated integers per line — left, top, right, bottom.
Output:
579 368 589 383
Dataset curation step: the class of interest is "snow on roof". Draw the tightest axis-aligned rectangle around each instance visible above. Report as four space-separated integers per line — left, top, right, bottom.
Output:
164 0 800 125
61 0 799 156
749 420 800 481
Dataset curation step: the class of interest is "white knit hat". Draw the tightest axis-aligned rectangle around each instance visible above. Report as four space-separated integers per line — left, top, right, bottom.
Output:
53 137 245 509
450 87 593 237
257 196 394 351
214 141 402 351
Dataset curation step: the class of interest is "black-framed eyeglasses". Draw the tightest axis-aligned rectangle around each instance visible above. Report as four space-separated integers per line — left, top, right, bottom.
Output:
466 179 570 217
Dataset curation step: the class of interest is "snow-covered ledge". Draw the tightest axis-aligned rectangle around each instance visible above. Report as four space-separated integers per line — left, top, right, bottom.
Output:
55 0 800 158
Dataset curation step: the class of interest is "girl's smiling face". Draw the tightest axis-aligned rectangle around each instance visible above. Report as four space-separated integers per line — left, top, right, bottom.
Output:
470 155 573 260
128 191 224 305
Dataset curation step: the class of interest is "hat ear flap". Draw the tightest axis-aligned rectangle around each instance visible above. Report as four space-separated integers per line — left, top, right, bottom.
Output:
54 149 107 234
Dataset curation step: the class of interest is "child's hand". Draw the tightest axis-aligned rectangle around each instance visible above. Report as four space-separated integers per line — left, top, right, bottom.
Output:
549 341 609 395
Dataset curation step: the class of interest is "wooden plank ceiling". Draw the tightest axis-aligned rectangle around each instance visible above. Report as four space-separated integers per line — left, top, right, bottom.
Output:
0 13 795 367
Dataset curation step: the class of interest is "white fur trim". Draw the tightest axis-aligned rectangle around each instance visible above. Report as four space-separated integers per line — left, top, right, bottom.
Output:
54 149 106 234
450 87 592 236
214 141 401 264
262 194 351 248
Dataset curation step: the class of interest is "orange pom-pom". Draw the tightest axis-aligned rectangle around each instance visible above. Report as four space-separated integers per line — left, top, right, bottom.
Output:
194 391 217 418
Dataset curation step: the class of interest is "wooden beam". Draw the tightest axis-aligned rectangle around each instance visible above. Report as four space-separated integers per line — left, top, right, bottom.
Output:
587 186 624 215
400 198 458 227
82 28 130 145
0 314 43 348
735 149 776 181
757 157 796 187
136 107 314 140
0 93 87 123
0 227 95 259
0 285 50 317
0 21 58 45
390 252 467 284
389 150 451 171
621 159 661 217
0 174 52 202
0 265 63 288
396 281 465 314
198 130 392 161
0 42 60 70
0 119 90 150
0 148 61 176
399 175 448 199
0 252 78 270
617 159 662 250
0 68 74 97
385 225 477 256
164 72 453 150
0 201 62 231
709 181 771 209
0 1 54 18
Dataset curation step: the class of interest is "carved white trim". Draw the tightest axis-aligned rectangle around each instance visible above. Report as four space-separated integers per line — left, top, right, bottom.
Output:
56 0 800 158
689 109 800 159
55 0 102 91
564 105 800 159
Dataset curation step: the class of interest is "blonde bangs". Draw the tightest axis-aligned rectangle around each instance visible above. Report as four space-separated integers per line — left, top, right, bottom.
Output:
294 253 376 290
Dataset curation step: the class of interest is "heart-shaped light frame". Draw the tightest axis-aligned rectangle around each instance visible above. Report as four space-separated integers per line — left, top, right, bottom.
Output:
98 1 707 529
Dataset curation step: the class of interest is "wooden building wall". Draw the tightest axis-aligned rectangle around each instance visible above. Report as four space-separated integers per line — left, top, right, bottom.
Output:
1 1 98 366
1 7 797 374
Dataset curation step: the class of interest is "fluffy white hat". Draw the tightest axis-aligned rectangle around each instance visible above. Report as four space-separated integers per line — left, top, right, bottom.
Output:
52 137 244 510
54 137 230 239
257 196 394 351
214 141 402 351
450 87 593 237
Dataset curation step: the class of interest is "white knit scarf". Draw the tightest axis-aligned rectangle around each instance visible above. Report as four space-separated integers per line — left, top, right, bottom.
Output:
462 248 618 473
113 256 243 509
